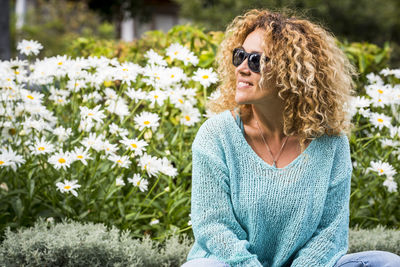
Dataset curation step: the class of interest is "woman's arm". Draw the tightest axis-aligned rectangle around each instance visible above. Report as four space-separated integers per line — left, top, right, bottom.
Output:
291 135 352 267
190 123 263 267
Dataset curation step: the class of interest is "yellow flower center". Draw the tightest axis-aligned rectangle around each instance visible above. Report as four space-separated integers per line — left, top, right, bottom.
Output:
9 128 17 135
0 161 4 165
137 181 141 186
156 76 160 80
202 75 209 79
378 99 382 102
185 115 191 121
174 51 178 55
171 74 175 78
64 185 71 190
58 99 64 102
26 46 31 49
38 147 45 151
178 99 184 104
117 160 122 164
58 158 66 164
88 113 94 116
377 118 384 123
77 155 83 159
154 95 159 99
131 143 137 148
378 89 383 94
379 169 384 173
75 83 79 86
122 68 128 71
143 121 150 125
58 62 63 65
15 71 20 75
27 95 34 100
104 80 112 87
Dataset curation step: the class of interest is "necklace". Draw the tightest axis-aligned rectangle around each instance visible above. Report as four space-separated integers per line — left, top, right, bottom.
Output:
255 118 289 167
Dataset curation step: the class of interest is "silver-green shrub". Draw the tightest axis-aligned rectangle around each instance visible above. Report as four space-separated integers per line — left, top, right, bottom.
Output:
348 225 400 255
0 220 192 267
1 220 399 267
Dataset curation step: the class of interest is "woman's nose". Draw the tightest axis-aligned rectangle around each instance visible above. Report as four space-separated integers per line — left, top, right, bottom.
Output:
236 58 250 75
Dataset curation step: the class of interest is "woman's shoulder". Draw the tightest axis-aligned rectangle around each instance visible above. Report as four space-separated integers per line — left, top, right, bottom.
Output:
193 110 235 147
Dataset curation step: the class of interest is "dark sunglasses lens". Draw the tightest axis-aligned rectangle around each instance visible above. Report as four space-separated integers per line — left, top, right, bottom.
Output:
248 54 261 72
233 49 246 67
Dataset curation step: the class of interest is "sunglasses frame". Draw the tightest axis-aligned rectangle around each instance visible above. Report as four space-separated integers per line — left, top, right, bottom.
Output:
232 47 270 73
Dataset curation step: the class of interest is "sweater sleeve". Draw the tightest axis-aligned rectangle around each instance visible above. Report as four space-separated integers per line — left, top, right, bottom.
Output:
190 124 263 267
291 135 352 267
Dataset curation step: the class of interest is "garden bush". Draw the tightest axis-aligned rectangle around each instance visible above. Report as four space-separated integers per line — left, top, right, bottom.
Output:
0 220 398 267
0 220 192 267
0 25 399 246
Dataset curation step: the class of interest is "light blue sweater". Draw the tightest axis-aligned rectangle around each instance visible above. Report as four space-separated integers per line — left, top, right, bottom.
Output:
186 110 352 267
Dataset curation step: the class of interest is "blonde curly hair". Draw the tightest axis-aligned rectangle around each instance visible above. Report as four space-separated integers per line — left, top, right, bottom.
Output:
209 9 357 149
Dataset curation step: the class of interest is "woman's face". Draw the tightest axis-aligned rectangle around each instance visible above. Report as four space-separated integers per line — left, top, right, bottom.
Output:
234 28 278 105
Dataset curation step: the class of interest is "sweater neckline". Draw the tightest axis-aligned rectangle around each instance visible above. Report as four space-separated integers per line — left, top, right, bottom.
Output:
225 110 317 171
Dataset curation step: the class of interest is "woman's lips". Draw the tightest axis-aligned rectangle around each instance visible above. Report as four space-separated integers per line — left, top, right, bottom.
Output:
237 81 253 88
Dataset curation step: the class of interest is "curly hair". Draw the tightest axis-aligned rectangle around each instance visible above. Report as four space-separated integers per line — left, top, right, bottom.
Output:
209 9 357 149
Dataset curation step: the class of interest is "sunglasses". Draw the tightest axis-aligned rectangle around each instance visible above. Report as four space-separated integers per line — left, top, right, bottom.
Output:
232 48 270 73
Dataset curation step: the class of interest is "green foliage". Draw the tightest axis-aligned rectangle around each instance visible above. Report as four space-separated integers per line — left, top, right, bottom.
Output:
14 0 116 58
0 220 192 267
339 41 391 85
0 220 399 266
67 24 224 69
173 0 400 45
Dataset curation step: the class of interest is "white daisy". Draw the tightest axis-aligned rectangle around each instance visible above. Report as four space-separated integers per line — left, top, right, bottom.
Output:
80 105 106 124
108 154 131 169
383 177 398 193
120 138 148 156
29 137 55 155
56 179 81 197
368 160 397 177
134 111 160 131
53 126 72 142
17 39 43 56
21 89 44 105
149 218 159 225
102 140 118 155
70 147 92 165
81 133 104 152
0 147 25 171
145 49 167 66
128 173 149 192
138 153 162 177
147 90 168 107
106 98 130 119
125 88 147 103
116 177 126 186
180 106 201 126
192 68 218 87
166 43 187 61
368 112 392 130
109 123 129 137
48 151 72 170
160 157 178 177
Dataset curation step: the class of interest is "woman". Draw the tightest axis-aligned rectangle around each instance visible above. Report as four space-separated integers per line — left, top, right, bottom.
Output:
181 9 400 267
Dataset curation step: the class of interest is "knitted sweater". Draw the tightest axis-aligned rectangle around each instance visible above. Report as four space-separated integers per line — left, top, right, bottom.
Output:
186 110 352 267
